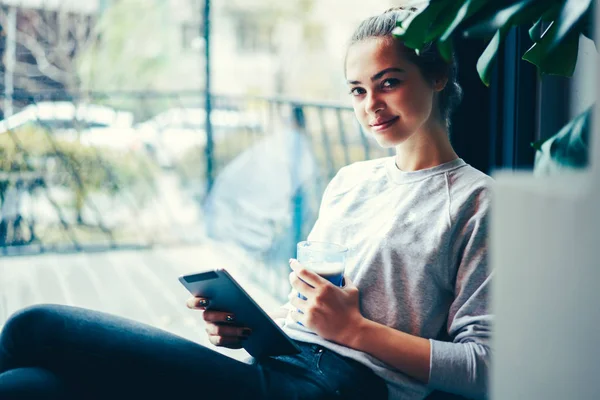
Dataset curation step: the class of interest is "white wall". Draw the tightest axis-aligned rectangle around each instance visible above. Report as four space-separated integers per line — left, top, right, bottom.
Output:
570 36 598 118
491 172 600 399
490 6 600 398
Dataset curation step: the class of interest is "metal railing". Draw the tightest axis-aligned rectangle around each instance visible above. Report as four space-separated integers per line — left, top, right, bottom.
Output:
0 91 392 262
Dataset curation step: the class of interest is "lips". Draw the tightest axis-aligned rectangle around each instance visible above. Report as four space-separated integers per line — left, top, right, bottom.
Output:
369 116 399 131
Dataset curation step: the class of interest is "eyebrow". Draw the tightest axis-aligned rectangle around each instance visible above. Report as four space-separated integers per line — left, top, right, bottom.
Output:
346 67 406 85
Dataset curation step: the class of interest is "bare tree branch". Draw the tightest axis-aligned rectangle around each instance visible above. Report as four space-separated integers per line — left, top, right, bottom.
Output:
70 12 83 42
75 16 101 59
14 74 56 92
1 6 97 95
25 9 58 48
14 61 45 78
45 39 77 69
14 30 71 84
57 8 70 53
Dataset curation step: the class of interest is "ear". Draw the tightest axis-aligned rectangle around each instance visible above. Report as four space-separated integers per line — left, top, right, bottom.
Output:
433 75 448 92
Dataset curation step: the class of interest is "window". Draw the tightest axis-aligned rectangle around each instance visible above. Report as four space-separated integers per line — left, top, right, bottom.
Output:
235 18 275 53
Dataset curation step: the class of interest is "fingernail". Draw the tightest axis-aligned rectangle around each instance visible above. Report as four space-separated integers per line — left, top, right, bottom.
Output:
289 258 293 264
198 299 208 307
225 314 235 322
242 328 252 336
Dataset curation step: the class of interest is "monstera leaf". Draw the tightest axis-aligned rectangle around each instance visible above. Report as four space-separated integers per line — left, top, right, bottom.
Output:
533 106 592 175
394 0 596 172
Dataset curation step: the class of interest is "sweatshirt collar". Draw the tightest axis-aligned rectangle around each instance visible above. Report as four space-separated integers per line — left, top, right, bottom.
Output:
385 157 466 184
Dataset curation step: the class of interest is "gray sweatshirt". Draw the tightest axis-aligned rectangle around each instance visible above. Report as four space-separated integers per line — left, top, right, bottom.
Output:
281 157 493 400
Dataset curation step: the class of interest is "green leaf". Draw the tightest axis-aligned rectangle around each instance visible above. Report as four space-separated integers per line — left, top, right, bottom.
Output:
531 139 544 151
523 22 580 76
440 0 489 42
476 28 509 86
529 17 544 42
548 0 593 53
437 37 454 63
394 1 449 50
463 0 536 38
549 108 590 167
528 2 564 42
533 106 592 174
540 3 563 23
424 1 466 43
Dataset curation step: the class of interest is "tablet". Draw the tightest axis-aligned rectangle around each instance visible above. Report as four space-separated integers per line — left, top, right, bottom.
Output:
179 269 301 358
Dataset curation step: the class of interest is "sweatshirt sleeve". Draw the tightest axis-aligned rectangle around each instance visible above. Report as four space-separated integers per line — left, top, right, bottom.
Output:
428 186 493 399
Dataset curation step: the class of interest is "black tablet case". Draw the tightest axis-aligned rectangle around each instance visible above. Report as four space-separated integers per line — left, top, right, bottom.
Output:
179 269 301 358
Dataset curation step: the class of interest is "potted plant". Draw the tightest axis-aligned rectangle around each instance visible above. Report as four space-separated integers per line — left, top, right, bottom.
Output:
394 0 595 172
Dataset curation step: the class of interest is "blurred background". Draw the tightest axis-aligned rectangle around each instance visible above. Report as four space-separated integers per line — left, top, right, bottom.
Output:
0 0 406 257
0 0 412 356
0 1 598 394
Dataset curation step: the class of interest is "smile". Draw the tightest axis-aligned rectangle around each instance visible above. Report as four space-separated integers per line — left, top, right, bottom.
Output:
370 116 399 132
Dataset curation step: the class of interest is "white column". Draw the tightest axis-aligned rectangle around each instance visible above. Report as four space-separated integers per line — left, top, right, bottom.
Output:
490 5 600 399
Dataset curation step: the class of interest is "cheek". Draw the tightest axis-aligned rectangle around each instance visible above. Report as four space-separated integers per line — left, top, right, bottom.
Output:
396 85 433 120
352 102 369 124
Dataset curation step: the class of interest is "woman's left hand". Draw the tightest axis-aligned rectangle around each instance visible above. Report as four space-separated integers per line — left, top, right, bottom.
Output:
288 259 364 346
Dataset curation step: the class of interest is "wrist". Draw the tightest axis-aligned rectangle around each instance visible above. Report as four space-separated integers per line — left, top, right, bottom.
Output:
339 315 370 349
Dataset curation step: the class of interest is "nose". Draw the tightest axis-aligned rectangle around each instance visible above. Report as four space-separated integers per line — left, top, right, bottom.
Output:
364 91 385 115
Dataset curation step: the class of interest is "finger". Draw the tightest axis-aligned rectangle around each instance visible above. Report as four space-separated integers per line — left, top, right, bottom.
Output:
288 292 307 313
287 289 300 301
205 323 252 337
288 271 316 297
289 259 328 288
186 297 209 310
203 310 237 323
208 335 246 349
289 308 307 326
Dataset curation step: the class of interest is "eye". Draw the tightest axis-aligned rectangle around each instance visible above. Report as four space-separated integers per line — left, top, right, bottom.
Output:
349 87 366 96
381 78 401 89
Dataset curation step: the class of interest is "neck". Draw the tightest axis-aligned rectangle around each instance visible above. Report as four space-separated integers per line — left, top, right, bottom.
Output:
394 120 458 172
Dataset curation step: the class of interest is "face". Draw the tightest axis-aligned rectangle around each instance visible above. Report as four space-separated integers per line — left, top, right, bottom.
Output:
345 37 445 148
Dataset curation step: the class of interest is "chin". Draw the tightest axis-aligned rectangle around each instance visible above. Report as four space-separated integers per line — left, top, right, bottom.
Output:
372 131 410 148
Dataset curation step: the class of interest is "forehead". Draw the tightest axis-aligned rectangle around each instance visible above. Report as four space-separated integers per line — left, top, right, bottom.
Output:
345 37 412 80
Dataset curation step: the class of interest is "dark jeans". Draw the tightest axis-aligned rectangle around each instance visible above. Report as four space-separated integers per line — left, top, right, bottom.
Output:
0 304 388 400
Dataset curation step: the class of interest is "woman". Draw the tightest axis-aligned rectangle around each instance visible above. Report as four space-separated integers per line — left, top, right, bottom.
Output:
0 7 492 400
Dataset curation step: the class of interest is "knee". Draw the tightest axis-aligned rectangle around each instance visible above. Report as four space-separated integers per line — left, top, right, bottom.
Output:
2 304 65 340
0 367 69 399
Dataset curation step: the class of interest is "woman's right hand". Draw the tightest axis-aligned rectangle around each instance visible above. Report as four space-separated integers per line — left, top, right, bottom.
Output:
186 296 252 349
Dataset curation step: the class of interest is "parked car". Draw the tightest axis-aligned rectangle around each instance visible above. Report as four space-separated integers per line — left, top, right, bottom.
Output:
0 101 137 151
134 107 262 168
